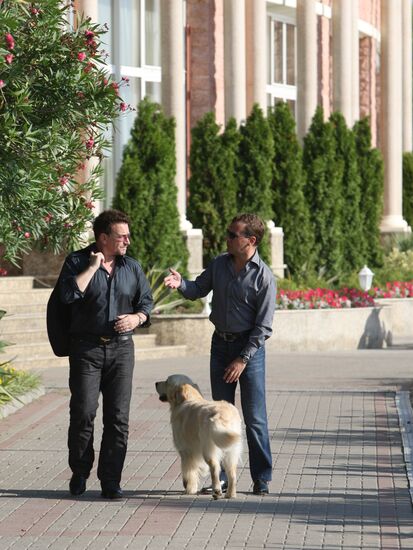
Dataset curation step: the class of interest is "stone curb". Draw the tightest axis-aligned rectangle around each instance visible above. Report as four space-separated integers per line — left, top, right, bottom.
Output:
0 385 46 419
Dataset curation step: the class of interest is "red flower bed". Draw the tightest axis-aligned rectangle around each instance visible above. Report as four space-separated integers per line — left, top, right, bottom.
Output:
276 287 375 310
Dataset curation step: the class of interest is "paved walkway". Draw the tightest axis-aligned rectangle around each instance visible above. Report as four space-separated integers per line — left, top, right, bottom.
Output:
1 349 413 549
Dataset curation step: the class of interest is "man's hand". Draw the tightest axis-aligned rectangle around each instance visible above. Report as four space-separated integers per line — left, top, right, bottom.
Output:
223 357 246 384
115 314 142 333
89 251 104 270
164 267 182 289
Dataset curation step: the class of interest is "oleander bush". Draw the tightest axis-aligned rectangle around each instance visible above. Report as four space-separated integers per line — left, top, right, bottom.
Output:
0 310 40 407
0 0 129 265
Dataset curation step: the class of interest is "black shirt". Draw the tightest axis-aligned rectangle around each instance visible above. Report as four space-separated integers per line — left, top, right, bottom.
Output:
59 244 153 337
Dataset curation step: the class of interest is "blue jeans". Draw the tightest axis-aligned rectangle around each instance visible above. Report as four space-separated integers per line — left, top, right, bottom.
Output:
210 332 272 482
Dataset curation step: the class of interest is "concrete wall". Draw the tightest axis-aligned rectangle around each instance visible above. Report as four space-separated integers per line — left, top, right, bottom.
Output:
146 300 406 354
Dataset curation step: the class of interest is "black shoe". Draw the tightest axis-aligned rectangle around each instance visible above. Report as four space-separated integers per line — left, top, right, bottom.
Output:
101 482 123 499
200 480 228 494
253 480 269 495
69 474 87 496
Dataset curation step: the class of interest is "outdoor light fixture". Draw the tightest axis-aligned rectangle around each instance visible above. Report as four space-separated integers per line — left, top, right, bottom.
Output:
358 265 374 292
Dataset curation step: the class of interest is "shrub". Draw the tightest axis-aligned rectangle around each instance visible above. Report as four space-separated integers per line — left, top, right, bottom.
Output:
0 0 128 265
303 107 344 276
268 102 314 277
113 98 188 272
188 113 239 265
403 152 413 229
330 112 365 273
237 104 274 262
353 117 384 267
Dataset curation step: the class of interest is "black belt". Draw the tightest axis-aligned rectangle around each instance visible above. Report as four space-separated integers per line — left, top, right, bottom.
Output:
72 333 132 345
214 329 250 342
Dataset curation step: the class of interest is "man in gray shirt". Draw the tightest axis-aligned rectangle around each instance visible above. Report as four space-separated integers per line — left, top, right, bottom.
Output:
164 213 276 495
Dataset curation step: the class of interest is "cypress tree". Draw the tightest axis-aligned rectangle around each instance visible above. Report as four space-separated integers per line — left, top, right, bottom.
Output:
113 98 188 271
403 152 413 230
353 117 384 267
237 104 274 262
302 106 344 276
330 112 365 273
188 113 239 265
268 102 314 277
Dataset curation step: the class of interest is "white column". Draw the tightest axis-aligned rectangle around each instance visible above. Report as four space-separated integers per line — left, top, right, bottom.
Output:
76 0 98 20
296 0 317 141
352 0 360 123
246 0 267 112
224 0 246 123
380 0 410 233
161 1 203 274
161 0 190 230
332 0 353 124
402 0 412 152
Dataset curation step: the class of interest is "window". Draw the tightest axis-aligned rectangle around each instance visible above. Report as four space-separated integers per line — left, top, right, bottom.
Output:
267 10 297 113
98 0 161 207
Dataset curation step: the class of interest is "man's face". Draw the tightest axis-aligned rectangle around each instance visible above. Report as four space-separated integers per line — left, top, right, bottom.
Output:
226 221 253 256
105 223 130 256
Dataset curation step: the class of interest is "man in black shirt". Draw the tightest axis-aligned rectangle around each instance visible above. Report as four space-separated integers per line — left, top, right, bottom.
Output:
57 209 153 499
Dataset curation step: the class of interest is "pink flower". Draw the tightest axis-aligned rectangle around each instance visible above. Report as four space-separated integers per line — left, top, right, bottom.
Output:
83 62 93 73
5 53 13 64
44 214 53 223
30 7 40 15
0 80 5 89
85 201 94 210
84 30 94 39
0 268 8 276
24 232 31 239
119 102 127 112
85 137 94 149
77 52 86 62
5 33 14 50
121 76 130 83
59 175 69 186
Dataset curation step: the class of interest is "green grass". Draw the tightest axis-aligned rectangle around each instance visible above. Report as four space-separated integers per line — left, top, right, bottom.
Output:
0 363 41 406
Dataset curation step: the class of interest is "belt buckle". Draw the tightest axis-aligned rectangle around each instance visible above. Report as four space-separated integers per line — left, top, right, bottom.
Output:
224 332 236 342
99 336 111 344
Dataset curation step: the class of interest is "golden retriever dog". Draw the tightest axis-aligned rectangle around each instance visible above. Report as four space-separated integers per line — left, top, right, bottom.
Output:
155 374 242 499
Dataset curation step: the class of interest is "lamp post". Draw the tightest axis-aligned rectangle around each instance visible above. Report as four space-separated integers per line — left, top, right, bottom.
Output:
358 265 374 291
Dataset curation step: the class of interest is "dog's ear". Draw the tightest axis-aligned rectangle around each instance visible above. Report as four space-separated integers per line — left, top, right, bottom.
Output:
173 384 194 405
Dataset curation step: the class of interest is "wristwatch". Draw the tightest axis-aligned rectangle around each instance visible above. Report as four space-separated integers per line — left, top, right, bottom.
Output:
240 354 249 365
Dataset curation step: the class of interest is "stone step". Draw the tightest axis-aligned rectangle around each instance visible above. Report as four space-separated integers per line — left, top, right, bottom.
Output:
0 330 158 347
0 276 38 291
2 302 48 314
5 344 187 370
1 334 160 359
0 288 52 308
0 313 47 332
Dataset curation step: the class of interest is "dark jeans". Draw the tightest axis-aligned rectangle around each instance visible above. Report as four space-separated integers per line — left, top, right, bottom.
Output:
210 332 272 482
68 337 134 485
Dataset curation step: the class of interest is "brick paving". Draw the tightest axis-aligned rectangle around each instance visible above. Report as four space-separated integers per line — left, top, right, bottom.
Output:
1 350 413 549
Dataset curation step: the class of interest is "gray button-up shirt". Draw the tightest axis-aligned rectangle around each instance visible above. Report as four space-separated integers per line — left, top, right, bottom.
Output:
179 250 276 360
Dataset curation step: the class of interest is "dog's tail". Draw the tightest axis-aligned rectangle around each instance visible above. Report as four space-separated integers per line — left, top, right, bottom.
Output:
210 415 242 449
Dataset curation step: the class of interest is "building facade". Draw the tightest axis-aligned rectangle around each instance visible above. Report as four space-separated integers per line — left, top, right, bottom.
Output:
75 0 412 275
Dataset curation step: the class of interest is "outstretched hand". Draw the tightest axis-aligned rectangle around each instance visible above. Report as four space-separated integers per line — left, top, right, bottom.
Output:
164 267 182 289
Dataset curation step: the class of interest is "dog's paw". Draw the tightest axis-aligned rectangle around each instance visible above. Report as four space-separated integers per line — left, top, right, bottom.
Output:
225 490 236 499
212 489 223 500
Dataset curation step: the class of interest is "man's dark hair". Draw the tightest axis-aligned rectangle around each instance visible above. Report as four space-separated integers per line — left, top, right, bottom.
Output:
231 213 266 246
93 209 130 240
